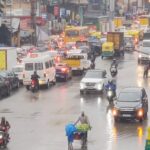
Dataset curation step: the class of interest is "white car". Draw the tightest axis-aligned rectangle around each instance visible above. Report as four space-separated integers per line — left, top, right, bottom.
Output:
80 69 107 94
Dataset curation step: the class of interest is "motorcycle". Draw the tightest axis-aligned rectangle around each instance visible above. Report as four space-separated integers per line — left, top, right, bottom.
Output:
0 131 9 148
106 87 116 104
30 79 39 93
110 66 117 77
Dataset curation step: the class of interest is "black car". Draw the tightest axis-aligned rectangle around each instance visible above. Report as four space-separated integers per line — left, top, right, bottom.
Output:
112 87 148 122
0 71 20 90
0 76 10 99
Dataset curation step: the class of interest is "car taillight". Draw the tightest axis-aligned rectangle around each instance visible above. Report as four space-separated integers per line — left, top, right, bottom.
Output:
61 68 67 72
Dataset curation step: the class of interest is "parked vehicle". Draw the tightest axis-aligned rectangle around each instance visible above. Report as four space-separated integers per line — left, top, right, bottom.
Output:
112 87 148 123
56 63 72 81
124 35 135 51
12 64 24 84
138 39 150 64
0 71 20 90
80 69 107 94
22 54 56 89
0 47 17 71
0 76 10 99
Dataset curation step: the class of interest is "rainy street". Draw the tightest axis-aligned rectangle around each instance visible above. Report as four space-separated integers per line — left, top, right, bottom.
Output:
1 52 150 150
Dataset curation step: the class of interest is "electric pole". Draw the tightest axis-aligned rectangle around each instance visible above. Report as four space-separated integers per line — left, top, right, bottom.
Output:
31 0 37 46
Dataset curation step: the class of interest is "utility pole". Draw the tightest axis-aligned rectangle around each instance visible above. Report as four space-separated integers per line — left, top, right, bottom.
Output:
31 0 37 46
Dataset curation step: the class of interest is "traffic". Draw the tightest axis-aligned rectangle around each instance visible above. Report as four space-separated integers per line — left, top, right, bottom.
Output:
1 15 150 150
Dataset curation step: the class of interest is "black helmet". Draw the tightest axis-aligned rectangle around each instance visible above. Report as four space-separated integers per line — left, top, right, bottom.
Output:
34 71 37 74
1 117 5 123
81 111 85 117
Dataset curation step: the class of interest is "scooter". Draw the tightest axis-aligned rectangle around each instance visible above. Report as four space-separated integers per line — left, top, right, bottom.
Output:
0 131 9 148
110 66 117 77
30 80 39 93
106 87 116 104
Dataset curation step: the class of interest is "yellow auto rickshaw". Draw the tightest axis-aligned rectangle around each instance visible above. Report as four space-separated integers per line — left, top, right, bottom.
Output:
101 42 114 59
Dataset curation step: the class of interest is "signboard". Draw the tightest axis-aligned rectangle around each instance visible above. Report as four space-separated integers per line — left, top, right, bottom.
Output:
0 50 7 70
54 5 60 17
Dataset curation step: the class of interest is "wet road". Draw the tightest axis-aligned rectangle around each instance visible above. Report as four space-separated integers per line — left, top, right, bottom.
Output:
1 52 150 150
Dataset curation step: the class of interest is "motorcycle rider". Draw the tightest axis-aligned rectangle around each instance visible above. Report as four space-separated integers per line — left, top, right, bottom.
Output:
0 117 10 143
31 71 40 89
105 80 116 95
111 59 118 68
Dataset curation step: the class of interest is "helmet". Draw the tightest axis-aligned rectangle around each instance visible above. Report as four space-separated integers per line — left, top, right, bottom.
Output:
34 71 37 74
1 117 5 123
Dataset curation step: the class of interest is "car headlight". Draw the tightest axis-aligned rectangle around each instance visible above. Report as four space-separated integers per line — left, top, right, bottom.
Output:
107 91 113 97
139 54 142 58
80 82 85 89
97 83 102 90
137 108 144 117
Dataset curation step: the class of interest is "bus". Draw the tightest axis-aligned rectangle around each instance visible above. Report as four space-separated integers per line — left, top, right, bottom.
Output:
64 26 89 46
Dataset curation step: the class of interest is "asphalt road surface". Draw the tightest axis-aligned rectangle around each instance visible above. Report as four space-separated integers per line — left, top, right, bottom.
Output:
1 51 150 150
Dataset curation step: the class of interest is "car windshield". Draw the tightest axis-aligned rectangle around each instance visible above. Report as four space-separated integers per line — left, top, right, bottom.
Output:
118 92 141 102
85 71 104 78
12 67 23 73
143 41 150 47
0 72 7 77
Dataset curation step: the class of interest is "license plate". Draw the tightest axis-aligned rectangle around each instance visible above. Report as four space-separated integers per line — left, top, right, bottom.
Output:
122 114 131 117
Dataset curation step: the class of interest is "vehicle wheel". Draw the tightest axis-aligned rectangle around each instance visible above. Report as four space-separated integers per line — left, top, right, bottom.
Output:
64 76 68 82
138 59 141 64
46 80 50 89
80 90 84 95
52 78 56 85
16 81 20 89
114 117 119 122
144 112 148 119
26 85 30 90
139 118 143 123
6 87 10 96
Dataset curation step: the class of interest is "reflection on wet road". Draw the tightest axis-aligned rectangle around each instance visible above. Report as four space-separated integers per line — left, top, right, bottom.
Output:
0 52 149 150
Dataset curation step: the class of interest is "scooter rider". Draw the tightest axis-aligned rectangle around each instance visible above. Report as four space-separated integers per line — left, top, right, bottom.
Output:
0 117 10 143
31 71 40 89
105 80 116 95
111 59 118 68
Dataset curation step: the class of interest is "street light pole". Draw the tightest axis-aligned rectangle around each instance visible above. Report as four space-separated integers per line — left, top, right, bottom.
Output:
31 0 37 46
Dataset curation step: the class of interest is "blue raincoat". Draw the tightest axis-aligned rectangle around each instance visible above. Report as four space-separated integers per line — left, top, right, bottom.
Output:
65 124 77 143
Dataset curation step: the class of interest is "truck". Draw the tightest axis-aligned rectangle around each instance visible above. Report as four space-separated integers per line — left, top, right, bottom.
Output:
0 47 17 71
107 32 124 56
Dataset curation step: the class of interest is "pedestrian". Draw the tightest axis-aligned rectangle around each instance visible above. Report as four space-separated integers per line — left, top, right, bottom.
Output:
143 64 149 78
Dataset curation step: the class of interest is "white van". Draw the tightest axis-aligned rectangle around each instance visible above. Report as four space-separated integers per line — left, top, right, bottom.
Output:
12 64 24 84
22 54 56 89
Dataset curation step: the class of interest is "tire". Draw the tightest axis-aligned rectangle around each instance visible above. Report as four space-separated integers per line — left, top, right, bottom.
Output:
114 117 119 122
16 81 20 89
26 85 30 90
64 76 68 82
6 87 10 96
80 90 84 95
46 81 50 89
139 118 143 123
